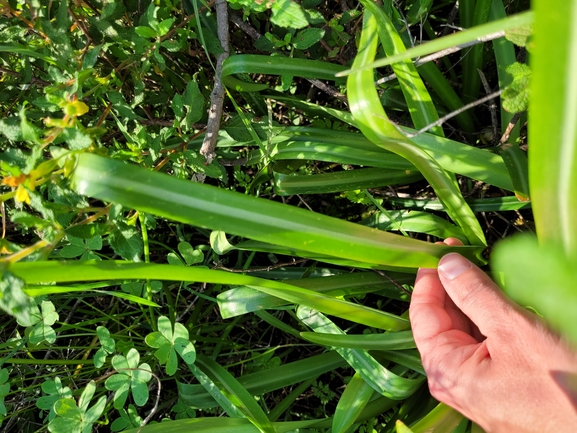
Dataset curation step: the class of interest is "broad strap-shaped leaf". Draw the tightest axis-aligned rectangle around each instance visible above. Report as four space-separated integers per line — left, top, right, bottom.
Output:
299 330 416 351
404 403 464 433
360 0 443 136
13 260 411 331
179 352 346 409
70 153 486 267
337 11 534 75
332 373 374 433
529 0 577 254
297 307 424 400
347 11 486 246
194 355 276 433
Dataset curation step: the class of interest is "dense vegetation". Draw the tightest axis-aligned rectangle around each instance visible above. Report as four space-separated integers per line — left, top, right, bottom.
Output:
1 0 575 432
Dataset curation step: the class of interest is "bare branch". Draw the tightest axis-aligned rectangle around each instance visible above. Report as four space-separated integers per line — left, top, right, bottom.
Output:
405 89 503 138
375 31 505 86
200 0 230 164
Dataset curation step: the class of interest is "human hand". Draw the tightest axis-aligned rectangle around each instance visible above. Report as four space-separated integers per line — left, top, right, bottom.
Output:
409 238 577 432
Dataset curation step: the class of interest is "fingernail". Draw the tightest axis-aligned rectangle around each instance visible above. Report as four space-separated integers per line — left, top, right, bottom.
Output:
438 253 472 280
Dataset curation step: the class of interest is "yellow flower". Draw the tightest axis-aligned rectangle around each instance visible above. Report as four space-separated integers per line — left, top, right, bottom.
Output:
15 185 31 204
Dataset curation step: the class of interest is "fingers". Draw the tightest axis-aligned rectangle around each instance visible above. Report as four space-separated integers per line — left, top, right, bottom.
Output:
438 253 515 338
410 237 472 352
410 267 454 345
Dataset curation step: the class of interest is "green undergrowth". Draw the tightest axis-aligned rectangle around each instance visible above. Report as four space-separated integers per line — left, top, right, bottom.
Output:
0 0 553 432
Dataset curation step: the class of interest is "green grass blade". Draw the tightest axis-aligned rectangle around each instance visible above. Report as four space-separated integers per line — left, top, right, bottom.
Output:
499 143 530 201
374 350 425 376
223 54 346 84
385 196 530 212
461 0 493 103
332 373 374 433
299 330 416 351
361 0 443 135
70 153 486 267
529 0 577 254
347 12 486 246
337 11 534 76
244 128 514 190
247 139 416 171
125 417 327 433
187 362 244 417
178 352 346 408
194 355 276 433
23 285 160 307
217 271 415 318
459 0 475 28
267 378 315 422
490 0 521 142
360 210 467 244
297 307 425 400
407 403 464 433
262 93 357 126
273 168 423 196
11 260 410 331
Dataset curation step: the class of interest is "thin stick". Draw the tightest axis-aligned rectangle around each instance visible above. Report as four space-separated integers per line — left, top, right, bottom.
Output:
375 31 505 86
213 258 309 273
373 270 412 297
500 112 522 144
200 0 230 164
230 12 346 104
478 69 499 144
404 89 503 138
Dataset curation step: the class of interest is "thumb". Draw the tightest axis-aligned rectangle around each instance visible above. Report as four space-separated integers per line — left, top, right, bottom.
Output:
438 253 515 338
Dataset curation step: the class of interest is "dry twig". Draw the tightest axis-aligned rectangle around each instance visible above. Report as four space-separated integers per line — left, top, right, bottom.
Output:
200 0 230 164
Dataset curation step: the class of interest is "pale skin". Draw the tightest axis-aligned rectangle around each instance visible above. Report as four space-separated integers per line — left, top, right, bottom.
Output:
410 238 577 433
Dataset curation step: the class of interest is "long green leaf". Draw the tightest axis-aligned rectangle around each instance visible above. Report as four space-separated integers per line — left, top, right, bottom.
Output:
70 153 485 267
217 271 415 319
125 417 328 433
11 260 410 331
347 12 486 246
297 307 424 400
360 210 467 244
187 363 244 418
23 285 159 307
360 0 443 135
222 54 346 87
195 355 276 433
385 196 530 212
243 128 514 191
178 352 346 408
337 11 534 76
332 373 374 433
490 0 521 142
461 0 493 103
299 330 416 351
273 168 423 196
407 403 464 433
529 0 577 254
